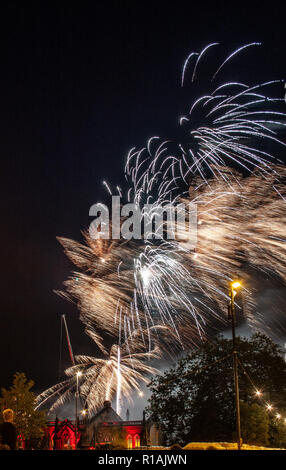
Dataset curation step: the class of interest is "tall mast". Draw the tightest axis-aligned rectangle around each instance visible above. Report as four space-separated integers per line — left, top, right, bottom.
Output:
62 314 75 366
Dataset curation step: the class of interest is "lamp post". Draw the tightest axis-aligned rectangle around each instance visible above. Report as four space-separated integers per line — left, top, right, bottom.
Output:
228 281 242 450
75 371 82 450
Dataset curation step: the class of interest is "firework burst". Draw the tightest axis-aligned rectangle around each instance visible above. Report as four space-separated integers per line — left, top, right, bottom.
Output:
36 327 167 416
125 43 285 207
38 43 286 416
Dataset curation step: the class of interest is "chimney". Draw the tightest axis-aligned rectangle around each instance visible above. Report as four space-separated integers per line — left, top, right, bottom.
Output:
126 409 130 421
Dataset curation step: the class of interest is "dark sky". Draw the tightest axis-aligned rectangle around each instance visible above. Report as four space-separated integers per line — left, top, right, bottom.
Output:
0 2 285 393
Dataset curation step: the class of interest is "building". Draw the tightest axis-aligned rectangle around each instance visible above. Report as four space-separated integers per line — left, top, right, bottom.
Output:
46 400 162 450
82 400 144 449
46 418 79 450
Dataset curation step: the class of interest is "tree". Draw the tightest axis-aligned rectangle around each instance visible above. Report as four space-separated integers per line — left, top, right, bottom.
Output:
269 414 286 448
147 333 286 447
0 372 47 449
240 402 269 446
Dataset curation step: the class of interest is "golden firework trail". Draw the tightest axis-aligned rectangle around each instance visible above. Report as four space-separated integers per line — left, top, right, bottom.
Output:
36 327 169 416
37 43 286 416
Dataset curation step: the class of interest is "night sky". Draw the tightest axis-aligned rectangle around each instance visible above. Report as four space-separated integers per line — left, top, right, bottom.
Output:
1 2 285 398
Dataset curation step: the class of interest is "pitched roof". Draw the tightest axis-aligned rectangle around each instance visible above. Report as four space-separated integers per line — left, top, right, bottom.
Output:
89 401 122 425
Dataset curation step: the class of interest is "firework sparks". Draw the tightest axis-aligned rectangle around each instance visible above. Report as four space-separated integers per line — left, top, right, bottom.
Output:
53 166 286 355
36 327 164 416
56 44 286 349
125 43 285 208
39 43 286 416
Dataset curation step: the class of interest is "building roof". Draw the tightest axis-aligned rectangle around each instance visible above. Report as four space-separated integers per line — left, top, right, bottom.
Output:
89 400 122 426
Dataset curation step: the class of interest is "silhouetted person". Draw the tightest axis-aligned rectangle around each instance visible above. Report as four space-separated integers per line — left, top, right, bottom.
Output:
0 409 17 450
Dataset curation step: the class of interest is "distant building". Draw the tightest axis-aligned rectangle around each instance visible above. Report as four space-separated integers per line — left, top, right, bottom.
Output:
46 400 162 449
46 418 79 450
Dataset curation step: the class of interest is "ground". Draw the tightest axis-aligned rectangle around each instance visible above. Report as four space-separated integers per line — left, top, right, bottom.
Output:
142 443 285 451
183 442 285 450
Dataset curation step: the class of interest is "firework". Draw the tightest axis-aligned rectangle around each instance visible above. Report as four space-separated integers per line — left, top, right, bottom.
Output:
123 43 286 343
54 166 286 356
56 45 286 350
36 327 166 416
125 43 285 207
39 43 286 416
55 232 141 349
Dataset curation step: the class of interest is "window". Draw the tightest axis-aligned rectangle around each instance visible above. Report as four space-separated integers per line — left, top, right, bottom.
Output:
62 431 71 448
127 434 133 449
134 434 140 448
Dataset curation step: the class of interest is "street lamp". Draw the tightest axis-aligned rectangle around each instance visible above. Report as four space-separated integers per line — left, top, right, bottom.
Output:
228 280 242 450
75 371 82 450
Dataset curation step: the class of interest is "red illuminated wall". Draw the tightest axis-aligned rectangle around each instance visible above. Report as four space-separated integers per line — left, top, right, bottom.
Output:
125 425 143 448
47 420 80 450
47 420 144 449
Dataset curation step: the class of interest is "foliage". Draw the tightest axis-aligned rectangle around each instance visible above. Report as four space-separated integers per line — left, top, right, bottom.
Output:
0 372 47 449
147 333 286 447
240 402 269 446
269 414 286 448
